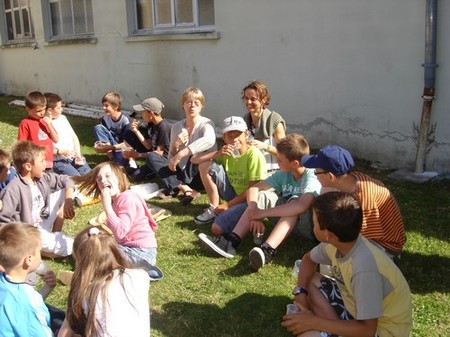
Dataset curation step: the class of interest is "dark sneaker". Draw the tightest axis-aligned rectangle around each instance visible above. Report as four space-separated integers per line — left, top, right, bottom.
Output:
194 205 216 225
248 245 276 271
198 233 236 258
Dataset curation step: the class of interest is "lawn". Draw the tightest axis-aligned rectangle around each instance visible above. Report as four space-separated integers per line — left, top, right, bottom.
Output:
0 95 449 337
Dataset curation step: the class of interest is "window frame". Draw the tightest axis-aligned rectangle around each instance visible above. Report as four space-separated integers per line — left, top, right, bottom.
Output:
127 0 216 38
0 0 35 46
41 0 96 45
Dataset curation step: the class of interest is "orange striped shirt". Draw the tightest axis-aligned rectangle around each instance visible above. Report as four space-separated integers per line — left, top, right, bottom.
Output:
351 172 406 252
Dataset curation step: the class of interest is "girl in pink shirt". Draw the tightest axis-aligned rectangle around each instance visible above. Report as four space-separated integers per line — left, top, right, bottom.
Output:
74 162 160 278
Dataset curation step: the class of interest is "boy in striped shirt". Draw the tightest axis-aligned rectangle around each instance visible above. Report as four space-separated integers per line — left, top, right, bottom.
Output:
300 145 405 258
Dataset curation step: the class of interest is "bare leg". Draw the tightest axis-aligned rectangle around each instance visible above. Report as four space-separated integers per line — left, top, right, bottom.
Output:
198 161 219 207
265 215 298 249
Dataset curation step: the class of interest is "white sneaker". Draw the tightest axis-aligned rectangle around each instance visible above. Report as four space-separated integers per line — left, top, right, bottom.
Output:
194 205 216 225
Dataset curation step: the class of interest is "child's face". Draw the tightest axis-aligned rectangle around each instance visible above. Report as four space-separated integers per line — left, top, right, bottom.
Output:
183 97 203 118
96 164 120 197
25 105 46 120
102 101 120 117
223 130 248 152
276 153 297 173
243 89 265 115
49 101 63 119
30 152 47 179
313 169 332 187
0 163 11 183
29 241 43 272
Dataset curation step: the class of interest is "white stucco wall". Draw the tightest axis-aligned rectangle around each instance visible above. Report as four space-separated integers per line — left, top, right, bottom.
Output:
0 0 448 173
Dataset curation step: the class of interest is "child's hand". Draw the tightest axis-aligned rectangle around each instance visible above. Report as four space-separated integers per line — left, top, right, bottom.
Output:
169 154 181 172
64 198 75 220
248 139 267 151
41 270 57 289
281 303 314 336
247 207 263 220
249 219 265 237
131 119 140 133
214 203 228 215
175 128 189 148
42 115 53 126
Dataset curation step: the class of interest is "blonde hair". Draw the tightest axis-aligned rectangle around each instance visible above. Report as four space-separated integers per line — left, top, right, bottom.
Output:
102 91 122 111
66 226 134 336
72 161 130 199
180 87 206 106
0 222 41 270
11 140 45 173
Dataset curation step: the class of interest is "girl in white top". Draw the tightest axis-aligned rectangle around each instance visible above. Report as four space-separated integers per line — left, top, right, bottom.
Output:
58 226 150 337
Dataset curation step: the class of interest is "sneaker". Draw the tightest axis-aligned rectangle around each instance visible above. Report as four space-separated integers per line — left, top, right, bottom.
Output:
248 245 276 271
194 205 216 225
198 233 236 258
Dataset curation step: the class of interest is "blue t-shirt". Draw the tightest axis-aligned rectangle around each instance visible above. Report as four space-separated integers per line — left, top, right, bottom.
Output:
265 168 321 200
0 166 16 193
0 273 52 337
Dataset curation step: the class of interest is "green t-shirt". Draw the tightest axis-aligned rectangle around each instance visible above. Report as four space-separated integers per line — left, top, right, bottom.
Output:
216 146 267 195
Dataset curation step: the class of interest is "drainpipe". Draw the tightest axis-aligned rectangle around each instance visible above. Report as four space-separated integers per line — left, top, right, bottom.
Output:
415 0 438 173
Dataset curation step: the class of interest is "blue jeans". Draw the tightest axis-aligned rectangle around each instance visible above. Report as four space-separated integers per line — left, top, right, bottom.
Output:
53 157 91 176
209 162 237 201
94 124 128 166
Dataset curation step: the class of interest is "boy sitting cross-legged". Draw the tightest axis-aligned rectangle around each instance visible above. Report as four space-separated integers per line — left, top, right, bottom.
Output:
282 192 412 337
198 134 321 266
192 116 266 233
0 140 75 257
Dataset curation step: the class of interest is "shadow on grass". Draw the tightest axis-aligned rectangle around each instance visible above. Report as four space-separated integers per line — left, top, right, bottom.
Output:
398 251 450 294
152 292 292 337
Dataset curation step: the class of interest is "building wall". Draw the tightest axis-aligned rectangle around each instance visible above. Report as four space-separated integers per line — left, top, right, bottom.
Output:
0 0 449 173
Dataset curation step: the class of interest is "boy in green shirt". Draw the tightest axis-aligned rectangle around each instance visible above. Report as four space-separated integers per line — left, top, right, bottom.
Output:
192 116 266 235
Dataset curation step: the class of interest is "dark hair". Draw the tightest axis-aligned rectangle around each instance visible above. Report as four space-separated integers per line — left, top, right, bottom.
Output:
276 133 310 162
44 92 62 110
312 192 362 242
24 91 46 109
241 80 271 107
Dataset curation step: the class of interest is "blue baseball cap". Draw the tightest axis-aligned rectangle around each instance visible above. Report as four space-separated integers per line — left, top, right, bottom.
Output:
301 145 354 176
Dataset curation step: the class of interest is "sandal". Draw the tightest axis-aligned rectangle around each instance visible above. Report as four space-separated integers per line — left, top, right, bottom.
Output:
181 190 201 206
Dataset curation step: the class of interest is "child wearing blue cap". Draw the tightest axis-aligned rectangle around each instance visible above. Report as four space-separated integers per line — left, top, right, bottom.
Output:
300 145 406 258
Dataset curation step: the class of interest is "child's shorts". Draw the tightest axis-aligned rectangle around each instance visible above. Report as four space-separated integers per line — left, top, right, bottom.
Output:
215 202 248 233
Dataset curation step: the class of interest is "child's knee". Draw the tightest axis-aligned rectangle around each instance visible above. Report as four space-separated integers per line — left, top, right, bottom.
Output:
211 223 223 236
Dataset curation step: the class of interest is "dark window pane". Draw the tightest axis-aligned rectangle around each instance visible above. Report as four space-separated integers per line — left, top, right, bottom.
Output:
50 2 61 35
4 0 11 11
198 0 214 26
73 0 85 33
60 0 74 34
22 7 30 36
137 0 153 29
5 12 13 39
13 9 21 36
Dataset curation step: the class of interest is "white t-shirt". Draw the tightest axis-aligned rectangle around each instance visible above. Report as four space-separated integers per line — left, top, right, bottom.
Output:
86 268 150 337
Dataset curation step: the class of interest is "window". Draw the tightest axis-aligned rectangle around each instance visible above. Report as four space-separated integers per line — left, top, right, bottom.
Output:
132 0 214 35
45 0 94 38
2 0 34 41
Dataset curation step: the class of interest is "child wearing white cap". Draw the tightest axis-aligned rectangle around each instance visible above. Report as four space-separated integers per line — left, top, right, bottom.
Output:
194 116 267 249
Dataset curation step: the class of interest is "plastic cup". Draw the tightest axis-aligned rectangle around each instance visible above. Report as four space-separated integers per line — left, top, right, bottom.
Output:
292 259 302 277
286 303 300 314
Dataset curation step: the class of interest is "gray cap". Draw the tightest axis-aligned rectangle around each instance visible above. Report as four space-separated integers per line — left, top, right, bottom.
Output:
133 97 164 113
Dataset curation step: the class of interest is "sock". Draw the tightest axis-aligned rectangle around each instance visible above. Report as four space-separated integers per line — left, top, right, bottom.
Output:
225 232 241 249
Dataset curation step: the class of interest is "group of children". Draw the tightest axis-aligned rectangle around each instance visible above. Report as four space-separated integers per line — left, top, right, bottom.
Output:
0 81 412 336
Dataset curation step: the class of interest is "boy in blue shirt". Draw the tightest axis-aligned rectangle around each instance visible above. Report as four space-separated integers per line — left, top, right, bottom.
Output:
0 222 54 336
199 134 321 268
194 116 266 234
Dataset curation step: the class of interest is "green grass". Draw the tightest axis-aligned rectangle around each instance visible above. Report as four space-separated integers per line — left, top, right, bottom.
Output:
1 95 449 337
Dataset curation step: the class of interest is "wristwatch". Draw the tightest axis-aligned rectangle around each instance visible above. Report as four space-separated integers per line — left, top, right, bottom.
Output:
292 286 309 296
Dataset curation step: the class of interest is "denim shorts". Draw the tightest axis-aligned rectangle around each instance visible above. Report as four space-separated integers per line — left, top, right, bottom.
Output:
215 202 248 233
120 245 157 270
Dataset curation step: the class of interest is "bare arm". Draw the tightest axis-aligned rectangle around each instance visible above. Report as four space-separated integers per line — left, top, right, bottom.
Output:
250 193 315 219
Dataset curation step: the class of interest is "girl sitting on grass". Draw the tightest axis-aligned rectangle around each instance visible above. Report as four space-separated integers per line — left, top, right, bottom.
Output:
73 162 160 278
59 225 150 337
